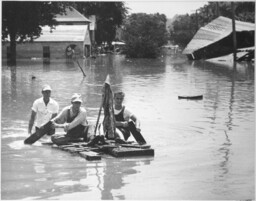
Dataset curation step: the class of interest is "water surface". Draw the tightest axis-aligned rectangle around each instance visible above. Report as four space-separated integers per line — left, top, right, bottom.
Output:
1 54 254 199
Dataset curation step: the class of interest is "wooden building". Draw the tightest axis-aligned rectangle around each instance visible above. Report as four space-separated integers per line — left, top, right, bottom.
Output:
2 7 91 60
182 16 254 60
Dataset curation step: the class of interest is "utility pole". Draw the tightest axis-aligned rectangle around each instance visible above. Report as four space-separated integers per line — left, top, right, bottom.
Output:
231 2 237 64
195 10 198 31
191 9 198 33
216 2 220 17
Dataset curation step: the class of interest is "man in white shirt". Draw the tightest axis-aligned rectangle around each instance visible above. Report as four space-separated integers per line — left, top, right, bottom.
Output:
28 84 59 136
51 93 95 145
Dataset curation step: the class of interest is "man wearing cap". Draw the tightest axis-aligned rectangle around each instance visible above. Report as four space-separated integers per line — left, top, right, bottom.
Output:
50 93 95 145
28 84 59 136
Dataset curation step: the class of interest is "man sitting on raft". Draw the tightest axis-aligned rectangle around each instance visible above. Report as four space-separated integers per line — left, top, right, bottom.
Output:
51 93 95 145
114 91 146 145
87 91 147 146
28 84 59 137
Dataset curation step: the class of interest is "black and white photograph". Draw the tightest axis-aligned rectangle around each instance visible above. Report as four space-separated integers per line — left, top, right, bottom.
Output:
1 1 255 200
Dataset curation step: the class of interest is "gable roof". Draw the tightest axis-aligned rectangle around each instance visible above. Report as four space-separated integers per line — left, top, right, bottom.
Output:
183 16 254 55
34 25 89 42
55 7 91 24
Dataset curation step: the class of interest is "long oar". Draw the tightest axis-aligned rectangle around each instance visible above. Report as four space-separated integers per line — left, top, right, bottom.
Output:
94 102 103 135
76 60 86 77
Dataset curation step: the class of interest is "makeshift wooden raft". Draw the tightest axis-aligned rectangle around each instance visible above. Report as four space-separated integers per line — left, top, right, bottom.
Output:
43 141 154 161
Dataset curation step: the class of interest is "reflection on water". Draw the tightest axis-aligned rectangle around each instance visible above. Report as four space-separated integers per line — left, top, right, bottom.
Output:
226 68 236 131
10 66 17 101
1 54 254 200
218 131 232 177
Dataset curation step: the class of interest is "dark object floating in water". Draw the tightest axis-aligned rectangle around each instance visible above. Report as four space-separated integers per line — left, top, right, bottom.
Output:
32 75 36 79
178 95 203 100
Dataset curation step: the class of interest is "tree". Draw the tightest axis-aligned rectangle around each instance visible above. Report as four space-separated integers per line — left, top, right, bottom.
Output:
2 1 70 65
123 13 168 58
74 2 128 45
170 14 195 47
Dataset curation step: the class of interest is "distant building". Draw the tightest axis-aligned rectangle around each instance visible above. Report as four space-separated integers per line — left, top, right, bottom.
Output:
2 7 92 60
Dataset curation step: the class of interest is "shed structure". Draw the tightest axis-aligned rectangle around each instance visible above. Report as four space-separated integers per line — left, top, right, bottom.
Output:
182 16 255 60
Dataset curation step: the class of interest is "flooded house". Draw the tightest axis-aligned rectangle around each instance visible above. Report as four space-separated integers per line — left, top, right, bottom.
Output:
2 7 92 60
182 16 255 60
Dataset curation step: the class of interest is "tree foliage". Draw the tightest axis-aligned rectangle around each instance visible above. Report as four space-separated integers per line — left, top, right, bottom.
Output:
74 2 128 45
2 1 71 41
123 13 168 58
170 2 255 47
170 14 195 47
2 1 71 65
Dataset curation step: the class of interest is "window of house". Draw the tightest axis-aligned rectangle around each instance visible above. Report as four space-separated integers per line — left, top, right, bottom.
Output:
43 46 50 58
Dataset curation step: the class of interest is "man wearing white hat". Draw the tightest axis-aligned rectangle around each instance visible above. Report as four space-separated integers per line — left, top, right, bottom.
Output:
50 93 95 145
28 84 59 136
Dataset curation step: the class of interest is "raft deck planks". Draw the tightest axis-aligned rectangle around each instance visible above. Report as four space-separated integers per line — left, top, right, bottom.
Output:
107 147 155 157
43 141 154 160
79 151 101 161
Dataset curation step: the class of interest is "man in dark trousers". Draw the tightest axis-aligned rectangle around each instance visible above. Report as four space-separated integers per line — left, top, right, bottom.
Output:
113 91 146 145
28 84 59 136
50 93 95 145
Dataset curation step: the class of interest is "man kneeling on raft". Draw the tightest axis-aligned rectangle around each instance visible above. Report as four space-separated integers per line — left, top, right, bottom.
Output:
113 91 146 145
51 93 95 145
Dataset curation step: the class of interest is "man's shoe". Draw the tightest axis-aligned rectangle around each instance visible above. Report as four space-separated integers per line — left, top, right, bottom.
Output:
87 136 99 147
98 135 107 145
138 141 147 145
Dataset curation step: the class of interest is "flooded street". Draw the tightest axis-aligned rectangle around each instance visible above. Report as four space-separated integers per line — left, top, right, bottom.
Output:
1 54 254 200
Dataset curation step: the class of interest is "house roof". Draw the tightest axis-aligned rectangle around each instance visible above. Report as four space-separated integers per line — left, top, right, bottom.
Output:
34 25 89 42
183 16 255 54
55 7 91 24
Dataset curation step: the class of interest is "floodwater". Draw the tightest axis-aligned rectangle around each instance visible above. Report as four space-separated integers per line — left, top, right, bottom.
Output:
1 53 254 200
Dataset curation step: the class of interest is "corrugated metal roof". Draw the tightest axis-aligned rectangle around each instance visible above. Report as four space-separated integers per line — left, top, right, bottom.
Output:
34 25 88 42
183 16 255 54
55 7 91 23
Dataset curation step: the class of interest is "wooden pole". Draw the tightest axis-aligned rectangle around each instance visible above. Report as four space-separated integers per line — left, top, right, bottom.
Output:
94 103 103 135
94 75 109 135
76 60 86 77
195 10 198 31
216 2 220 17
231 2 237 63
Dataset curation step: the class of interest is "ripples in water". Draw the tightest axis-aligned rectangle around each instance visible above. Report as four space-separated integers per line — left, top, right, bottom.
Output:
1 55 254 199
